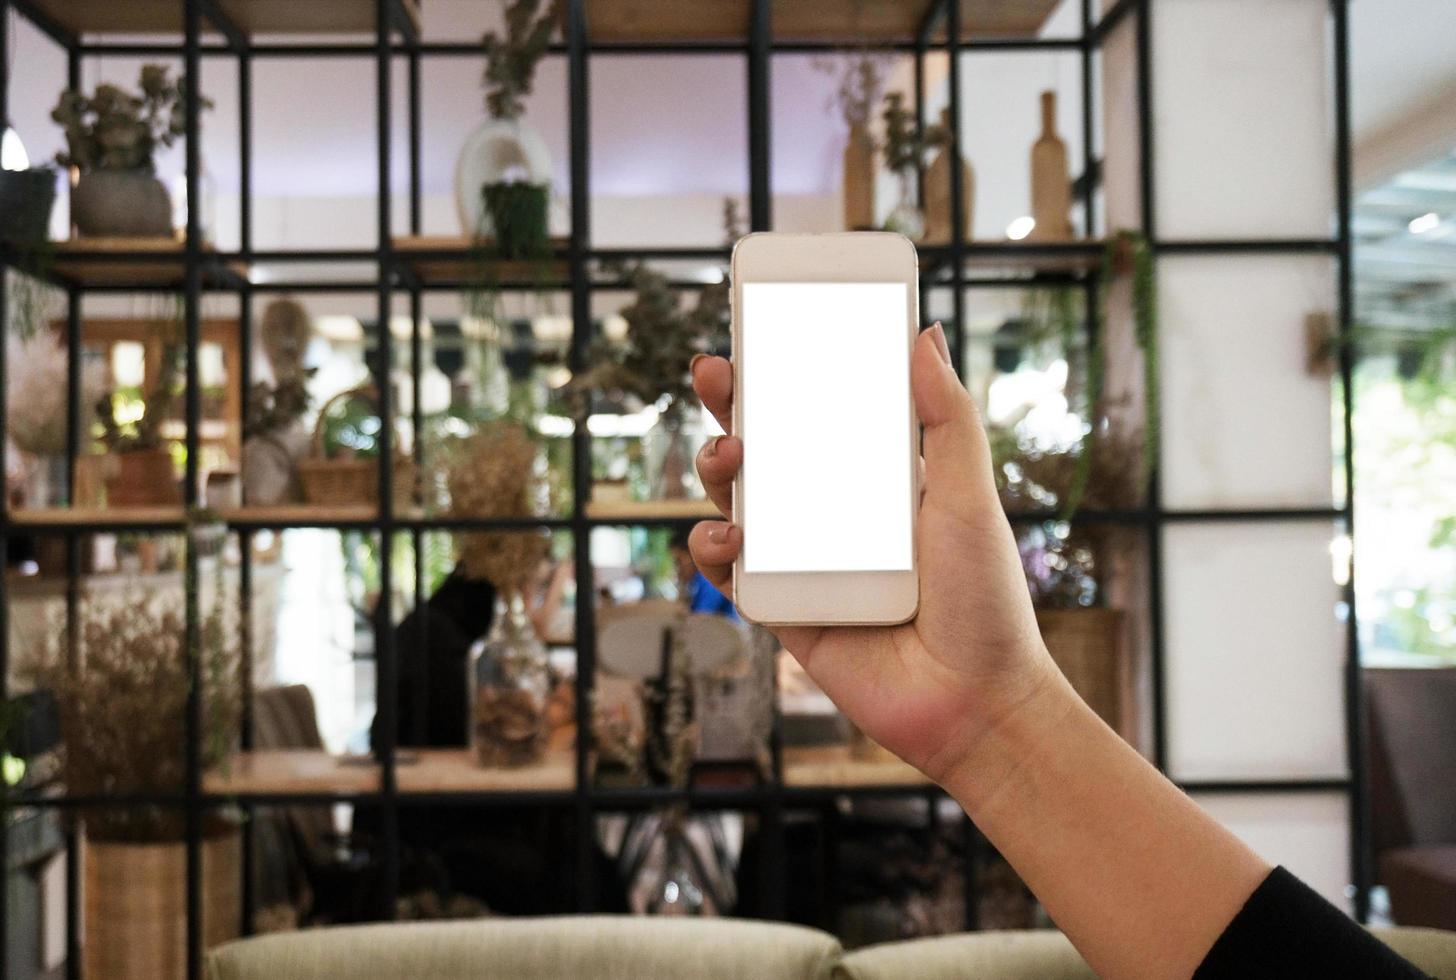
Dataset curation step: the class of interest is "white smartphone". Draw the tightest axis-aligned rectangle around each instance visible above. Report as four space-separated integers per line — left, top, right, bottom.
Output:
730 232 920 626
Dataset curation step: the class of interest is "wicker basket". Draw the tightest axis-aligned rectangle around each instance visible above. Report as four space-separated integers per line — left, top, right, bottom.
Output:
297 386 415 507
84 831 240 980
1037 607 1129 737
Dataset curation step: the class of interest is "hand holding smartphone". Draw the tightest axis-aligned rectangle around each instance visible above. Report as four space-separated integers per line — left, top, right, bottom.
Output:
730 232 920 626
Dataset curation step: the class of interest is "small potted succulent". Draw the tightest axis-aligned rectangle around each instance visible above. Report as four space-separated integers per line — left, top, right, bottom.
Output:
51 64 211 238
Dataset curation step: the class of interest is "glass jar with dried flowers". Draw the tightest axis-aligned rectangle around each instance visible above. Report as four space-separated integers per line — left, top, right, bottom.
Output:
447 421 553 766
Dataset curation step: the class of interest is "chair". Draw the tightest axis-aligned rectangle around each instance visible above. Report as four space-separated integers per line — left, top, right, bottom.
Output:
1365 667 1456 929
251 684 381 925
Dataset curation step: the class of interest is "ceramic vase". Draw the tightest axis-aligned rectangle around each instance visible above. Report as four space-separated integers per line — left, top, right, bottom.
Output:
1029 91 1074 241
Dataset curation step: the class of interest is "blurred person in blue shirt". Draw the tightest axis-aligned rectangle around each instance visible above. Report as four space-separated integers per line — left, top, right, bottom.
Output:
671 527 737 620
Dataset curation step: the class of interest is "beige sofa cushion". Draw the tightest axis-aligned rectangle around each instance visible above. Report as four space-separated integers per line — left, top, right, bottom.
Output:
206 916 842 980
837 930 1096 980
209 917 1456 980
1379 926 1456 979
837 926 1456 980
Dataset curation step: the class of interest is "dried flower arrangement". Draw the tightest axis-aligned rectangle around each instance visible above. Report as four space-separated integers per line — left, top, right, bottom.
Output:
52 65 211 174
23 579 240 841
569 267 728 424
880 91 946 176
446 420 549 591
813 53 893 128
473 686 546 766
5 329 102 456
481 0 558 121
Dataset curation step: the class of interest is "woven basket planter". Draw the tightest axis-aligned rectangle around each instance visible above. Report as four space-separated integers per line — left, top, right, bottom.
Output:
83 831 240 980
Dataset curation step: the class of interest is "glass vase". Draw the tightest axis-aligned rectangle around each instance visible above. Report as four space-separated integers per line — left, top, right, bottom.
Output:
469 592 551 768
885 168 924 240
643 413 697 501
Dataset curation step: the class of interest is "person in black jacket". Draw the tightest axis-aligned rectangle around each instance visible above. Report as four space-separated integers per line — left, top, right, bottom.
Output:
684 329 1427 980
363 569 626 915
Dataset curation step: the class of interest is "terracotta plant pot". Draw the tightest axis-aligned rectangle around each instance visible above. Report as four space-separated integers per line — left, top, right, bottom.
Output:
106 449 182 507
71 169 173 238
84 832 241 980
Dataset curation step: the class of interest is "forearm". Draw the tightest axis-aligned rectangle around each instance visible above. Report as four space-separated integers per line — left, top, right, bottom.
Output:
940 661 1270 980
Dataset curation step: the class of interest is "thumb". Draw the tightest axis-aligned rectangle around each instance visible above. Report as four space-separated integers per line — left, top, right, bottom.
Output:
912 324 1001 519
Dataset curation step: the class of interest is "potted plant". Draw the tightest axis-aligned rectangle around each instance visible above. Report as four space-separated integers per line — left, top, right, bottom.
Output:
879 91 945 240
568 264 728 499
95 320 183 507
22 568 241 980
456 0 558 252
51 64 211 238
814 54 891 231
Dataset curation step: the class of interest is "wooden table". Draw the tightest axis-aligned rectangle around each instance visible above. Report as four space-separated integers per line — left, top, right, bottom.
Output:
205 745 928 796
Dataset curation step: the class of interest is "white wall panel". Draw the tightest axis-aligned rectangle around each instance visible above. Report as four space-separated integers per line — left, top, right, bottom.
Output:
1160 255 1337 510
1153 0 1333 239
1165 522 1347 781
1194 792 1351 912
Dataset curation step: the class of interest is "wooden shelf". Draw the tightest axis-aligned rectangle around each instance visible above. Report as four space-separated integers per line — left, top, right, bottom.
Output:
581 0 1061 43
204 748 574 796
392 235 569 288
585 498 720 521
782 744 929 788
51 238 247 288
221 504 385 526
204 746 924 796
22 0 420 37
9 506 186 529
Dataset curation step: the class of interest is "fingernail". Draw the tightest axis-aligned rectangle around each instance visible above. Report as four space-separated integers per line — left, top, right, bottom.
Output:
702 435 720 458
689 353 709 377
930 322 952 366
707 524 730 544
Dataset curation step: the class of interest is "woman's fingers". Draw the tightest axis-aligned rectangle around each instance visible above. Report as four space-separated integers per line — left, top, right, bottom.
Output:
696 434 741 519
691 355 734 435
912 324 1000 524
687 520 741 598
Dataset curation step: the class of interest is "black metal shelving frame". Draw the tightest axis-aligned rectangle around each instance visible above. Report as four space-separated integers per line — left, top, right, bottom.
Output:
0 0 1364 976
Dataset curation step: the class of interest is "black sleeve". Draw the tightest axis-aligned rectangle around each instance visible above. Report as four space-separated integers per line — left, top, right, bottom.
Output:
1194 866 1430 979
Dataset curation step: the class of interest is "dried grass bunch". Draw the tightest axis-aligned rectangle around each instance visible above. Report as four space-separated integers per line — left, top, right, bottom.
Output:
24 588 240 841
5 330 103 456
447 420 549 590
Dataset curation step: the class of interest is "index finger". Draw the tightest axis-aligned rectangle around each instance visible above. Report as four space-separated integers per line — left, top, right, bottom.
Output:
691 355 733 435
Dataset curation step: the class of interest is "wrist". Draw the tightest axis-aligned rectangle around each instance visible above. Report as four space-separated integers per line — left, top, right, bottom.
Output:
932 652 1081 822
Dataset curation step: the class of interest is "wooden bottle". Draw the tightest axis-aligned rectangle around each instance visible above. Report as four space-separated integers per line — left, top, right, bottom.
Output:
842 119 876 231
1029 90 1074 241
923 107 975 245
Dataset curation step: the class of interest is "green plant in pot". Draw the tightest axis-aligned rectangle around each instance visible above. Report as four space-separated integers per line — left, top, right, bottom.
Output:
51 64 212 238
95 313 184 507
566 265 728 499
22 543 242 979
456 0 558 252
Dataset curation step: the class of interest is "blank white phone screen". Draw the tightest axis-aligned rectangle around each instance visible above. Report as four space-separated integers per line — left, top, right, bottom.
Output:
740 281 914 573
